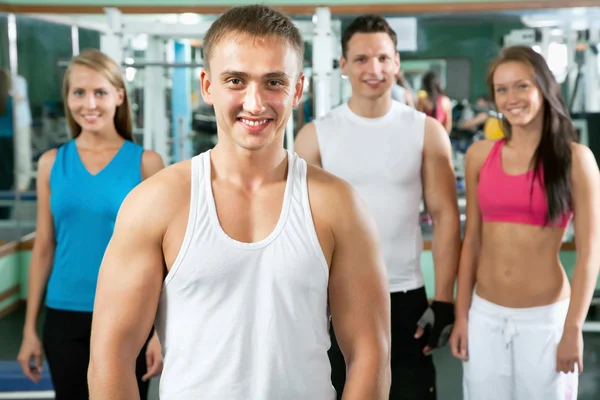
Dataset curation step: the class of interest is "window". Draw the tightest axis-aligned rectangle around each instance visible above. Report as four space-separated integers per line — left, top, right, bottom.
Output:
547 42 568 83
532 42 568 83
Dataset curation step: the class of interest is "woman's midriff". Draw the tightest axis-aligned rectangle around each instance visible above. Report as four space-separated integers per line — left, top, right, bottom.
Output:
475 222 571 308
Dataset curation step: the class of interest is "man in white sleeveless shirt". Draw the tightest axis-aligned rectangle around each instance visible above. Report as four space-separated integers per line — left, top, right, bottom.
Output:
296 15 461 400
87 6 391 400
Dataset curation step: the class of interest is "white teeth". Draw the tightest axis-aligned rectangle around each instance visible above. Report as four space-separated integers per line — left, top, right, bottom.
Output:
507 106 526 114
241 119 268 126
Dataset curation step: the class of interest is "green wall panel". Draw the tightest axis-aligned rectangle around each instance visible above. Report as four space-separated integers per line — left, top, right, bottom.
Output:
79 27 101 52
0 252 21 314
401 19 525 101
0 15 8 70
19 251 32 299
0 252 20 294
16 16 72 118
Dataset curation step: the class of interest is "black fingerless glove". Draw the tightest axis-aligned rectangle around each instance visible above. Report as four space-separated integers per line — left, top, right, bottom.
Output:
416 300 455 349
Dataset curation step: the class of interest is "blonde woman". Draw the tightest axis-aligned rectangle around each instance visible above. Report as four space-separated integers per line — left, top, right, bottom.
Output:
17 49 165 400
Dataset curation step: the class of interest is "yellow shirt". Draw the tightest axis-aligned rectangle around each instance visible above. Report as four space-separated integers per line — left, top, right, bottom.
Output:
484 117 504 140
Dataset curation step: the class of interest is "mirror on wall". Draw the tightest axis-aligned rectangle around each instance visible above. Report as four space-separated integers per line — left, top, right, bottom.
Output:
0 13 103 237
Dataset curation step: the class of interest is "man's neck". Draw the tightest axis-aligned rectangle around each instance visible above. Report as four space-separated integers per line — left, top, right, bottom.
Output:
347 93 393 119
210 140 288 192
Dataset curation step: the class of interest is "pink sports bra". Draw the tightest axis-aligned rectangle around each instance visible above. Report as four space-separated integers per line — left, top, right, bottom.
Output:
477 139 573 228
424 96 447 125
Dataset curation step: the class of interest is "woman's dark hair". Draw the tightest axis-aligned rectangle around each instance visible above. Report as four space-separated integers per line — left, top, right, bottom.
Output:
0 69 10 116
341 15 397 59
396 72 409 90
422 70 443 118
487 45 576 225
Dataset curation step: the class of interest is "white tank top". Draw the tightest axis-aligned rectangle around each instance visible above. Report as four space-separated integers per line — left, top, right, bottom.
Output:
154 150 336 400
314 101 426 293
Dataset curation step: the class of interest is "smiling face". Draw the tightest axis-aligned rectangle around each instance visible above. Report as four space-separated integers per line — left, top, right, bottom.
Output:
492 60 544 129
340 32 400 101
200 32 304 152
66 64 124 136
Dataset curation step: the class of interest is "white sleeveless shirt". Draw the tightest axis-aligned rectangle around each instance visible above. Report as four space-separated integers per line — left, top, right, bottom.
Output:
314 101 426 293
154 150 336 400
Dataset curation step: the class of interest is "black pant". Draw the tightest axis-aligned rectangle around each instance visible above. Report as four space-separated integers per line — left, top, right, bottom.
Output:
0 137 14 219
42 307 153 400
328 286 437 400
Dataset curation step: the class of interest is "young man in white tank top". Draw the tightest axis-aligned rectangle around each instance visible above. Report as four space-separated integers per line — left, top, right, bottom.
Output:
295 15 461 400
86 5 392 400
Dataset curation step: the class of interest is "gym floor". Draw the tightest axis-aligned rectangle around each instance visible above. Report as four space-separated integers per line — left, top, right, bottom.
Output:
1 305 600 399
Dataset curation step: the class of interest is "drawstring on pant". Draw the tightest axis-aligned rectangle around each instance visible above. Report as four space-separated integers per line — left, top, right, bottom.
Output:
502 317 518 349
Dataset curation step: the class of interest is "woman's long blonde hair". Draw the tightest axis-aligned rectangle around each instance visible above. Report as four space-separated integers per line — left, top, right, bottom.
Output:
62 49 133 141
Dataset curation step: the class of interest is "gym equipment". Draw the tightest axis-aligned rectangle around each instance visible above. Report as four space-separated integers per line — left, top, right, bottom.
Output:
449 99 488 187
0 191 37 207
312 7 333 120
568 43 587 113
3 14 28 239
101 8 340 163
504 14 600 114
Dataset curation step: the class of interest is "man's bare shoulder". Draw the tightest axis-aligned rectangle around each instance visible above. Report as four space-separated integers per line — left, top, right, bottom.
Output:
423 116 451 151
297 120 317 137
305 163 365 219
119 159 192 226
305 164 380 253
306 162 347 192
138 158 190 190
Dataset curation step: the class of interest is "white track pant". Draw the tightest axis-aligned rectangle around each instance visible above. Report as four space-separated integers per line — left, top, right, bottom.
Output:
462 293 578 400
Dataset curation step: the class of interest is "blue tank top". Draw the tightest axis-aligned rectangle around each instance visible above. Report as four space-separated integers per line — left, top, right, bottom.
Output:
46 139 144 312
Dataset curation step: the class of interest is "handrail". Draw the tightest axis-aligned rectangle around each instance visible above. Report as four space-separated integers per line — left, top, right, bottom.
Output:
0 232 36 258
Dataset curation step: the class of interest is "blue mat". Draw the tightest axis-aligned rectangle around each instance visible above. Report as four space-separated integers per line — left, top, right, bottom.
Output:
0 361 53 392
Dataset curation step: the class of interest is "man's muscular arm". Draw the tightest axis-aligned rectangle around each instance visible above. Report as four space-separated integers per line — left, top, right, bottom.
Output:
326 176 391 399
415 117 461 352
88 176 171 400
422 116 461 302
